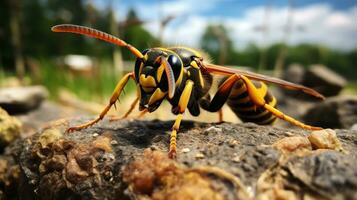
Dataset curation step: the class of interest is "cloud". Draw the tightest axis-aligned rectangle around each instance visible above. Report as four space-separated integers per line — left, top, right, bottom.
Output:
116 2 357 51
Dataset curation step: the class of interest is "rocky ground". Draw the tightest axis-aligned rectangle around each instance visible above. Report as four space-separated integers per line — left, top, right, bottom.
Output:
0 116 356 200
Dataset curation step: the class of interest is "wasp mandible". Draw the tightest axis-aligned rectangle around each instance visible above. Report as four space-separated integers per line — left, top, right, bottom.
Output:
52 24 324 159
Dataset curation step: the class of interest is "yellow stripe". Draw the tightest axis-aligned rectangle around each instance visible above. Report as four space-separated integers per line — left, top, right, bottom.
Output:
256 82 268 98
140 74 156 88
190 61 199 69
198 70 205 88
148 88 167 105
269 97 277 107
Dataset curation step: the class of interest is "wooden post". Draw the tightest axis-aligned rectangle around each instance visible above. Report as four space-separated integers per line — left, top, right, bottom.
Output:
9 0 25 83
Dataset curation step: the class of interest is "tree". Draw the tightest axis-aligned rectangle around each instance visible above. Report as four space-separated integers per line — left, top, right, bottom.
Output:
121 9 159 60
200 24 234 65
8 0 25 81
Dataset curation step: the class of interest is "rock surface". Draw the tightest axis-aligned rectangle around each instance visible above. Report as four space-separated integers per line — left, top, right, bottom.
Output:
303 65 346 97
0 86 48 114
16 101 90 134
283 64 305 84
0 117 355 200
282 64 347 99
303 95 357 129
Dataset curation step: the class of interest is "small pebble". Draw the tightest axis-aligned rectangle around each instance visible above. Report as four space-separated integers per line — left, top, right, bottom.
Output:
273 136 311 153
203 126 222 135
195 153 205 159
246 186 254 198
110 140 118 145
228 139 239 147
92 133 99 137
232 156 240 163
181 148 190 153
150 145 160 150
308 129 344 152
102 153 115 161
351 123 357 131
285 132 295 136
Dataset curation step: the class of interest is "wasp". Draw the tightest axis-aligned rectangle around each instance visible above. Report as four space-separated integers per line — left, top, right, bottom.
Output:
52 24 324 159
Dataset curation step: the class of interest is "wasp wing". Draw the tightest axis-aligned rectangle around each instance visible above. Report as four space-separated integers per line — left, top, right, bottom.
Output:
203 62 325 100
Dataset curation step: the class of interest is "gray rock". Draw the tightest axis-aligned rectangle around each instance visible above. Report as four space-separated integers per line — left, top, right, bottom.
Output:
303 65 347 97
283 63 305 84
303 95 357 129
257 151 357 200
351 123 357 131
282 64 310 99
0 86 48 114
0 118 353 199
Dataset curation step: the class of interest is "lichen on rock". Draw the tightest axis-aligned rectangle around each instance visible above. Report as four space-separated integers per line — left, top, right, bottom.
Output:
0 107 22 148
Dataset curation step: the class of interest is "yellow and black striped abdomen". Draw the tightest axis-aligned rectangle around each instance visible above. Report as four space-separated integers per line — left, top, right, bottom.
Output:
227 80 277 125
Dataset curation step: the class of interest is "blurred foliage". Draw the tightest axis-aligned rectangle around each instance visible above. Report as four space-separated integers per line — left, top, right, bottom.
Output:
0 0 155 100
0 1 356 101
200 24 357 80
0 0 157 66
38 59 136 102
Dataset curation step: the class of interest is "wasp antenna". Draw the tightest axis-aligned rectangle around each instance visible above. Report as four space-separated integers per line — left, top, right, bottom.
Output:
51 24 144 59
159 56 175 98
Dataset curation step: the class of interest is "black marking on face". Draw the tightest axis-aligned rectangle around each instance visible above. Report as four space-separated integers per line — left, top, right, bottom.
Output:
167 55 183 81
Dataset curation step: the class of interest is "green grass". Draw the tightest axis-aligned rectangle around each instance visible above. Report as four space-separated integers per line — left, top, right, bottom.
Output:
344 82 357 95
37 58 136 102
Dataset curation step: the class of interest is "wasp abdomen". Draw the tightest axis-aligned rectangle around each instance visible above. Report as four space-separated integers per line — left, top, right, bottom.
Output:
226 80 277 125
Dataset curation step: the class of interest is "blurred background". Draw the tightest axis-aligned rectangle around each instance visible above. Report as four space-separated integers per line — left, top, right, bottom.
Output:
0 0 356 132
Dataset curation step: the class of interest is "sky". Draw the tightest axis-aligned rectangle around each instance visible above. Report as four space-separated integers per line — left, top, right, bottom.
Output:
94 0 357 51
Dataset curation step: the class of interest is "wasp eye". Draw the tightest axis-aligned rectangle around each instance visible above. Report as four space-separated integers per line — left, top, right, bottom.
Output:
141 49 150 55
167 55 182 69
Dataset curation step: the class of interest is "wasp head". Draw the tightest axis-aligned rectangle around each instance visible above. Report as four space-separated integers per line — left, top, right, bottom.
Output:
134 48 183 112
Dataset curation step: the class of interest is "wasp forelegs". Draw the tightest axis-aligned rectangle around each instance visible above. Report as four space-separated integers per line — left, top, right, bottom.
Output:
240 75 322 130
109 96 140 121
168 80 194 159
67 72 134 133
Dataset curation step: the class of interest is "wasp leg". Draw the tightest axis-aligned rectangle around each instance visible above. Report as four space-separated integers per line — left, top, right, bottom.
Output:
169 80 194 159
67 72 134 132
137 109 148 118
200 74 242 113
109 96 139 121
218 109 223 123
240 75 322 130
